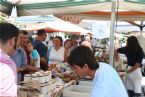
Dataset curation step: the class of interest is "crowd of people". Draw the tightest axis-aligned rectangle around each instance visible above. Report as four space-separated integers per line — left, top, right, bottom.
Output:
0 22 144 97
0 24 83 84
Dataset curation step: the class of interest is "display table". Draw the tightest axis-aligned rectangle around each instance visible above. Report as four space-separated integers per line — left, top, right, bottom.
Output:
18 63 78 97
18 80 76 97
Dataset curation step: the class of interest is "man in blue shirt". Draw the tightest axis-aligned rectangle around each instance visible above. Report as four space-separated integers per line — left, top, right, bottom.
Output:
67 46 128 97
11 48 27 82
33 29 48 71
11 30 28 82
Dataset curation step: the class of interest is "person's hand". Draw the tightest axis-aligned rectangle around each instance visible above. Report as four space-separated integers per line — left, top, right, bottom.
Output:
25 65 39 72
17 67 21 72
49 64 56 70
25 65 32 71
17 67 26 72
127 68 135 74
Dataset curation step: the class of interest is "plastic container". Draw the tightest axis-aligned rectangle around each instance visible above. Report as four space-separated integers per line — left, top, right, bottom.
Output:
40 85 47 94
32 74 39 82
39 74 45 83
44 71 51 83
24 74 31 82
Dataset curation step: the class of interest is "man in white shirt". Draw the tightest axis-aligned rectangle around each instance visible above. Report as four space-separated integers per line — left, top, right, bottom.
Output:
67 46 128 97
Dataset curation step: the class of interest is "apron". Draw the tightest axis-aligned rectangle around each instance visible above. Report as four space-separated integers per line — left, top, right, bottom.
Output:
125 66 142 93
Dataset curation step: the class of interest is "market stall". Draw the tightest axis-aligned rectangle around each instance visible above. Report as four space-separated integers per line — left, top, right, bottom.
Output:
1 0 145 66
1 0 145 97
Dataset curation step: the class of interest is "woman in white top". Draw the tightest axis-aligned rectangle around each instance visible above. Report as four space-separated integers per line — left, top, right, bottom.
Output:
48 36 66 65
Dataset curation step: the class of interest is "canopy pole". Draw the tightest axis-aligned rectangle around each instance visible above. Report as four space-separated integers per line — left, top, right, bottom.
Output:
109 1 117 67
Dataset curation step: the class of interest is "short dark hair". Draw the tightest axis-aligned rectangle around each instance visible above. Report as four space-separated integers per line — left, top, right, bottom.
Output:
0 23 19 44
27 40 33 46
37 29 46 35
67 46 99 70
20 30 28 35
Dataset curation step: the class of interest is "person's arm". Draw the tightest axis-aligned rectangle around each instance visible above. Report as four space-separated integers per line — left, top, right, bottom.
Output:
114 49 119 62
16 50 26 72
115 47 127 62
127 51 144 73
33 60 38 67
20 49 27 71
17 67 26 72
40 57 47 65
26 65 38 72
37 44 48 66
127 63 141 73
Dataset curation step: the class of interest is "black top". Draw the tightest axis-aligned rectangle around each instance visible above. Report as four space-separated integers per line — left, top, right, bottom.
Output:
33 39 48 71
117 47 144 67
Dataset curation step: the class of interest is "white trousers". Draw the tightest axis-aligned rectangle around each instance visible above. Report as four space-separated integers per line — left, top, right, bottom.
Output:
126 66 142 93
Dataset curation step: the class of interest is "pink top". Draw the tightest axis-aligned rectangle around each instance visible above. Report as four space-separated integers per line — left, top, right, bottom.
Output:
0 49 17 96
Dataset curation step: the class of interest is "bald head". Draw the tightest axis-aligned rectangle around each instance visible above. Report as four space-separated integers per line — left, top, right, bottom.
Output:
81 41 92 50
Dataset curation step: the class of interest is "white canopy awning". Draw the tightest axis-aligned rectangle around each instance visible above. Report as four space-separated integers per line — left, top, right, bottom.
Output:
18 15 92 35
1 0 145 20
